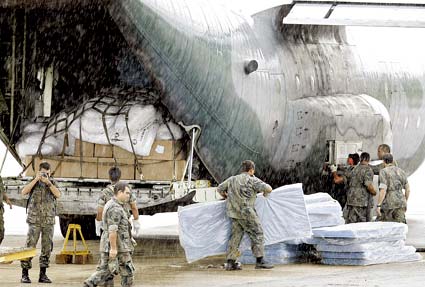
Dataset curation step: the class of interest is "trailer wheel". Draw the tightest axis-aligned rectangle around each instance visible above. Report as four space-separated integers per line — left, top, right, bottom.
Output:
59 215 97 240
59 216 71 238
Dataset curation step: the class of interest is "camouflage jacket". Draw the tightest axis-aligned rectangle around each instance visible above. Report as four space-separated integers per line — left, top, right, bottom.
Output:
371 160 398 175
217 172 271 219
346 164 374 207
379 165 408 209
97 184 136 218
100 197 132 253
26 178 58 226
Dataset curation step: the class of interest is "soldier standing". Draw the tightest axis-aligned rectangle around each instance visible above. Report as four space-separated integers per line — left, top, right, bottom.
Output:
20 162 61 284
217 160 273 271
0 176 13 245
330 153 360 209
344 152 376 223
371 144 392 175
95 167 139 287
95 167 140 237
84 182 135 287
377 154 410 223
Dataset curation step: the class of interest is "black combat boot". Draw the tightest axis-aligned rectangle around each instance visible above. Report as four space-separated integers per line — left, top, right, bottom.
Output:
21 268 31 283
255 257 274 269
38 267 52 283
225 259 242 271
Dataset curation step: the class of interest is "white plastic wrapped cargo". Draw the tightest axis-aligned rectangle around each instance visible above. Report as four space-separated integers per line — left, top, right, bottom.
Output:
178 183 312 263
304 193 335 205
313 222 407 239
239 242 302 265
315 240 405 252
309 215 345 229
306 234 407 246
304 193 344 228
156 122 184 140
68 103 161 156
15 94 186 159
320 245 416 260
321 252 422 266
306 200 342 215
16 131 76 158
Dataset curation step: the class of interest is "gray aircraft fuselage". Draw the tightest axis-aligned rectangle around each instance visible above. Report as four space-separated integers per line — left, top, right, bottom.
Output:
107 0 425 190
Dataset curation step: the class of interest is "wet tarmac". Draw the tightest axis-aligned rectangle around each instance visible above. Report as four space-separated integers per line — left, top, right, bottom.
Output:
1 234 424 287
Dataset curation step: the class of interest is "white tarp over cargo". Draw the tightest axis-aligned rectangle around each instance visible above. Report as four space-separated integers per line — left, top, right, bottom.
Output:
16 91 184 159
178 183 311 263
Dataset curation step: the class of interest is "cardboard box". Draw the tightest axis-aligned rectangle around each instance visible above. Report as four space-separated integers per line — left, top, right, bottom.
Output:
94 144 113 158
113 146 135 159
98 158 135 180
60 156 98 178
143 140 186 161
137 160 186 181
23 156 63 177
74 139 95 157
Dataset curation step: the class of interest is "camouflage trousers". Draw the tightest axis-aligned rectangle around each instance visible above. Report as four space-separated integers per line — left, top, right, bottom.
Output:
344 205 372 224
226 217 264 261
378 208 406 224
20 224 54 269
0 206 4 245
85 252 135 287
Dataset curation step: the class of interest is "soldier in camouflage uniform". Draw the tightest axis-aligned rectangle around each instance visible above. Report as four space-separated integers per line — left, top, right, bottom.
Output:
95 167 139 238
344 152 376 224
377 154 410 223
371 144 394 175
20 162 61 284
0 176 13 245
330 153 360 209
84 182 135 287
95 167 139 287
217 160 273 271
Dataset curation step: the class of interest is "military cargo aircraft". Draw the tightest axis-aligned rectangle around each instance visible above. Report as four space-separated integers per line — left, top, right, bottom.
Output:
1 0 425 237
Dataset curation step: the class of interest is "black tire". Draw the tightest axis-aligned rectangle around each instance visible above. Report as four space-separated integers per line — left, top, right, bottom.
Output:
59 215 97 240
59 216 71 238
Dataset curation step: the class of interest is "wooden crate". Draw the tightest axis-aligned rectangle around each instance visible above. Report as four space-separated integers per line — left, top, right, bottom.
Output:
137 160 186 181
94 144 113 158
55 254 73 264
74 139 95 157
113 146 135 159
98 158 135 180
60 156 98 178
23 156 62 177
142 140 186 161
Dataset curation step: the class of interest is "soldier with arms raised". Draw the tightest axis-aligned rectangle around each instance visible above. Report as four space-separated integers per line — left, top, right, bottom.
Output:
20 161 61 284
217 160 273 271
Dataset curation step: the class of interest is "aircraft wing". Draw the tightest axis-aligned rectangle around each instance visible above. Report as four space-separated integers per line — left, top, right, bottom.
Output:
283 0 425 28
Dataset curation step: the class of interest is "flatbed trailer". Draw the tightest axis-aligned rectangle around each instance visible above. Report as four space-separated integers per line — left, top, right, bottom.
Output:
3 177 196 239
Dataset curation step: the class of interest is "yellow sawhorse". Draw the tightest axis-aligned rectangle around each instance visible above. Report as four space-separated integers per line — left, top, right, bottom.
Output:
56 223 93 264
